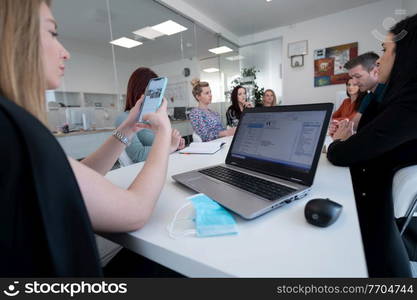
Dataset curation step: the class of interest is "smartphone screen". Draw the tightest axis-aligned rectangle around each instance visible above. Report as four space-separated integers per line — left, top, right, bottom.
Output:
137 77 168 122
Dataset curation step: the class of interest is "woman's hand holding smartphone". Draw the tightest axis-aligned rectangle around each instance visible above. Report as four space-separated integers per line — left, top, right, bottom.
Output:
116 95 146 139
137 77 168 123
119 95 171 137
138 98 171 134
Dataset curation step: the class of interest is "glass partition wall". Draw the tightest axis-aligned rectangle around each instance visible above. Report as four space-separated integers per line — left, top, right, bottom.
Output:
49 0 241 134
48 0 118 132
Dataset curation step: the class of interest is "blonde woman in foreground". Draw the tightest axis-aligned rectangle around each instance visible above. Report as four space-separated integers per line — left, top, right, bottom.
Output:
0 0 181 277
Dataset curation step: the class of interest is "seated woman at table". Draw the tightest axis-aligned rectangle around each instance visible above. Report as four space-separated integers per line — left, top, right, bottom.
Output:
115 67 185 163
0 0 181 277
328 78 366 136
226 85 254 127
327 13 417 277
262 89 278 107
189 79 235 142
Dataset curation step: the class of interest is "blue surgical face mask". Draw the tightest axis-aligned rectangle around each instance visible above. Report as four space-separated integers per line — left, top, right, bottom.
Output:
167 194 238 238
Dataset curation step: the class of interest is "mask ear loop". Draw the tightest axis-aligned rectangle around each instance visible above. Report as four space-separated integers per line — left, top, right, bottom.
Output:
167 201 196 239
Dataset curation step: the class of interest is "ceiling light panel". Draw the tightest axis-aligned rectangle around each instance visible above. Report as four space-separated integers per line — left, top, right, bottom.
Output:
209 46 233 55
152 20 187 35
203 68 220 73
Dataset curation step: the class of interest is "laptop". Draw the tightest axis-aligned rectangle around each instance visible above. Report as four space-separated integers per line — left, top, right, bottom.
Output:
172 103 333 219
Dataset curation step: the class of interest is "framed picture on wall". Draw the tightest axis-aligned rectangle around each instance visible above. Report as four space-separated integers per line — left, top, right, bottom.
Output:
288 40 308 57
291 55 304 68
314 42 358 87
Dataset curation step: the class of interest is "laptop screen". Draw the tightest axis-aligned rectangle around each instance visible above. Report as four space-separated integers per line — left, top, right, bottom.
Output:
226 103 333 186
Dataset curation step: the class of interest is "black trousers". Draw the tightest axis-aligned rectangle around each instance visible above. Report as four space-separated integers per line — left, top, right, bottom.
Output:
353 174 412 277
103 248 185 278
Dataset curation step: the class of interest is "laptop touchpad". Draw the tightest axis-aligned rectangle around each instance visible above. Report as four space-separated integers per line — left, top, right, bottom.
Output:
187 176 220 189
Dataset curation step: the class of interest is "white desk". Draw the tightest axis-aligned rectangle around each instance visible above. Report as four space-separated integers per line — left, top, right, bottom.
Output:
104 137 367 277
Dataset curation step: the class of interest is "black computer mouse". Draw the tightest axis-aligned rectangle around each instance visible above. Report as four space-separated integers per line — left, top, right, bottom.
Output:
304 198 343 227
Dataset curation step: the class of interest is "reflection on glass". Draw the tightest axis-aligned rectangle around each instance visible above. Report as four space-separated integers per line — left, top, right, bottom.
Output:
49 0 246 135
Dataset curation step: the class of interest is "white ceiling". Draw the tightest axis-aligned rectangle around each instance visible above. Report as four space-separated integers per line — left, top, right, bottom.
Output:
52 0 228 65
180 0 382 37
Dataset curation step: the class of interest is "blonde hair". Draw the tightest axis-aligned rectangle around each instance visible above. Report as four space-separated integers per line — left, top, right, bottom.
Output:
0 0 51 123
191 78 209 101
262 89 277 106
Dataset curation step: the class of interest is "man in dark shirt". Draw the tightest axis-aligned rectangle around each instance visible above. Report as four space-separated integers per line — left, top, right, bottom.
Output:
327 15 417 276
343 52 381 130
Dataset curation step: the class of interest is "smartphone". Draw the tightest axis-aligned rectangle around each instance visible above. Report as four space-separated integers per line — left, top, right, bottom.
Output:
137 77 168 122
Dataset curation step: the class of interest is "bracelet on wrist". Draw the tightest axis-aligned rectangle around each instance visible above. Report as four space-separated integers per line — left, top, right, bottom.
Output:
112 130 130 146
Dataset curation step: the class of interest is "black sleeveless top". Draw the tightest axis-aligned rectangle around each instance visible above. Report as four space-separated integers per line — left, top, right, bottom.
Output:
0 95 102 277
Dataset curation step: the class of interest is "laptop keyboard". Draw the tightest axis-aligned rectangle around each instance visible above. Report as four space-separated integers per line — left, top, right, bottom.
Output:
199 166 296 201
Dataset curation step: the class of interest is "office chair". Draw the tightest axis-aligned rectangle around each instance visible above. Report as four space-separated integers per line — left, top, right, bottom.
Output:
118 150 133 167
392 165 417 277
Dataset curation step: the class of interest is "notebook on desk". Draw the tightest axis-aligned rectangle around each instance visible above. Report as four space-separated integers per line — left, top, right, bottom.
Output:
173 103 333 219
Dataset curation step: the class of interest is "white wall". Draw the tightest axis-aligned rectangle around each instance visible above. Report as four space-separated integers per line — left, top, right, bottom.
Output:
240 38 283 102
60 51 134 95
58 37 134 96
239 0 403 106
151 58 200 107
